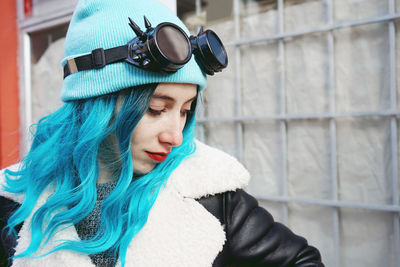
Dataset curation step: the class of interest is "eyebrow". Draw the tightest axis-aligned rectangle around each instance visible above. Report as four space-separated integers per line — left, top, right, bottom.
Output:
152 93 197 104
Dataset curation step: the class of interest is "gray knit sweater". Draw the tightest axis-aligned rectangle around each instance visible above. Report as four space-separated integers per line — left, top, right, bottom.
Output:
75 181 118 267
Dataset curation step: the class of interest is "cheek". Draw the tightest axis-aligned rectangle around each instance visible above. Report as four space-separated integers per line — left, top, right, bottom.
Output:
130 114 157 146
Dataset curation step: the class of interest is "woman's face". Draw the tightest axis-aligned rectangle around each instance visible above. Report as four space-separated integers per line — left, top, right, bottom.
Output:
130 83 197 174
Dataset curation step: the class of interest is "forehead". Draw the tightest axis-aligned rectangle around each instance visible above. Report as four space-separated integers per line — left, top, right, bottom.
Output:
153 83 197 101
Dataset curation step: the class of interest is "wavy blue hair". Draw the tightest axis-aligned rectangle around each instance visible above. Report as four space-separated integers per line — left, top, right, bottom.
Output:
3 83 198 266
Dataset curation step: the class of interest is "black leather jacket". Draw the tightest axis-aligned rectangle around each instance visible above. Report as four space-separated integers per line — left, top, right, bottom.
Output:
198 189 324 267
1 190 324 267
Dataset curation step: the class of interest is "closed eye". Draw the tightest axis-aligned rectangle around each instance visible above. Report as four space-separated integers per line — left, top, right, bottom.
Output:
148 107 165 116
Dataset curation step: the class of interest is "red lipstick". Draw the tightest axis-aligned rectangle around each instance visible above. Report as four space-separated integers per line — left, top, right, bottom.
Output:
145 152 168 162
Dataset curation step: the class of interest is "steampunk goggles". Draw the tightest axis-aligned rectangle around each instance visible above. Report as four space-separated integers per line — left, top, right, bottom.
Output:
64 16 228 78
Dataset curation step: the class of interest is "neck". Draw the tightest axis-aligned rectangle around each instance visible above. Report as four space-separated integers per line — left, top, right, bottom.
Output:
97 159 119 184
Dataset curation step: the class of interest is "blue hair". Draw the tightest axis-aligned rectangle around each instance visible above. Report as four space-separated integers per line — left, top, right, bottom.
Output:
3 83 197 266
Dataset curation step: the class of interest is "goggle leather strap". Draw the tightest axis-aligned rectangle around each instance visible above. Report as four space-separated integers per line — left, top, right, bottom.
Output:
63 45 129 79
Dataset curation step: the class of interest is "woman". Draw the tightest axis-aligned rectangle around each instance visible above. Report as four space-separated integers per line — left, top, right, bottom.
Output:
0 0 324 266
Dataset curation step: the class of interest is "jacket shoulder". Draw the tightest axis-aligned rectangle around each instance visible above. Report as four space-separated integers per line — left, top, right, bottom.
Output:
198 189 324 267
168 140 250 199
227 189 324 266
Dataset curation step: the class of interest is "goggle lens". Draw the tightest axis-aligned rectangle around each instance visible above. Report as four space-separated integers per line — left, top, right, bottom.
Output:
207 31 227 67
157 25 190 63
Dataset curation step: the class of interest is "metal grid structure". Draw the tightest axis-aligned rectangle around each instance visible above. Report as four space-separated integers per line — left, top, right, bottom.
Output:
194 0 400 266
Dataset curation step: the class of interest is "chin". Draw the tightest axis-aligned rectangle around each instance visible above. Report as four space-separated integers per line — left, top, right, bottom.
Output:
133 163 156 175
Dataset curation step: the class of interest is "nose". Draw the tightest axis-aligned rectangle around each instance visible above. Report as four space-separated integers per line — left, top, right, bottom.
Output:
158 115 184 147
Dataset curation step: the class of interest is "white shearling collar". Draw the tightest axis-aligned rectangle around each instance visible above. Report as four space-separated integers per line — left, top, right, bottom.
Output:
0 163 24 204
168 140 250 198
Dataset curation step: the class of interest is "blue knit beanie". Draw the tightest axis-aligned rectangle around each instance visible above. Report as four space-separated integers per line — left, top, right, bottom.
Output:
61 0 207 101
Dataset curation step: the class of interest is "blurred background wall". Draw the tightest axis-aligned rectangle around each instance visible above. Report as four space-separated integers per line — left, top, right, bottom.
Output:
1 0 399 266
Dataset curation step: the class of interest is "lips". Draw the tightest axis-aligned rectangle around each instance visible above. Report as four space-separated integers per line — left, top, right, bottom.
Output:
145 151 168 162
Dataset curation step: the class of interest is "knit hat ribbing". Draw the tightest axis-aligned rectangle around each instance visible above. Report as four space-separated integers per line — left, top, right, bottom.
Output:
61 0 207 102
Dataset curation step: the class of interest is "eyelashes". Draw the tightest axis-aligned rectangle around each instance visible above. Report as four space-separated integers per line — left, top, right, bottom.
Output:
147 107 165 115
147 107 193 117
